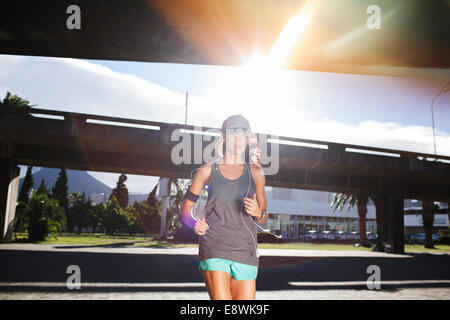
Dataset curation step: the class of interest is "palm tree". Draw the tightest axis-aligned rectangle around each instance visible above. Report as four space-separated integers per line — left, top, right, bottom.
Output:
18 189 66 241
165 177 189 236
1 91 37 120
158 176 208 240
2 91 37 108
421 199 438 249
330 192 371 247
168 177 191 208
370 193 388 252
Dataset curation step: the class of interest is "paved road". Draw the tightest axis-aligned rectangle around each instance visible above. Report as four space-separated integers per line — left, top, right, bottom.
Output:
0 243 449 300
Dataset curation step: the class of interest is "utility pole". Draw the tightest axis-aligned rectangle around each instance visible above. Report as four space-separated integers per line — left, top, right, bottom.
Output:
158 177 170 239
185 91 188 126
430 82 450 157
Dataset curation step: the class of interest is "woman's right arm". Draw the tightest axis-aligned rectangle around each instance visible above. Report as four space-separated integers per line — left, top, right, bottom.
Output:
179 164 211 232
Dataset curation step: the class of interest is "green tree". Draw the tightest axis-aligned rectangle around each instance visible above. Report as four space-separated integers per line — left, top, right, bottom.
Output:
85 202 104 233
51 168 69 217
102 195 129 235
1 91 37 108
129 184 161 235
122 205 141 235
17 189 66 241
146 182 160 208
110 173 129 209
67 191 90 233
36 179 50 196
15 166 35 232
330 192 371 247
18 166 34 202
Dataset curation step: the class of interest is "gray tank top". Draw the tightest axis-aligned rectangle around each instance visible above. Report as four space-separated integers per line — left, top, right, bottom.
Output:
198 160 259 267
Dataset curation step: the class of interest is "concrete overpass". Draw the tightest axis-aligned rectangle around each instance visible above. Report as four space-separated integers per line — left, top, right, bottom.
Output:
0 0 448 76
1 104 450 254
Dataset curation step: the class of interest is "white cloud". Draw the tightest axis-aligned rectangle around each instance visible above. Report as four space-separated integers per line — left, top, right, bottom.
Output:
0 55 187 122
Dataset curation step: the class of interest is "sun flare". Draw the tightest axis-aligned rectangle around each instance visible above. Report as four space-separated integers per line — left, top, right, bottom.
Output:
207 0 321 114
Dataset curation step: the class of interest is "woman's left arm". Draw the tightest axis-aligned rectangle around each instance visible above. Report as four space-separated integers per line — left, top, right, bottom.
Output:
252 165 269 224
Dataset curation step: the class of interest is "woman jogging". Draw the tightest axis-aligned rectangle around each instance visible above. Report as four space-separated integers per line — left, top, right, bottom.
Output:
180 114 269 300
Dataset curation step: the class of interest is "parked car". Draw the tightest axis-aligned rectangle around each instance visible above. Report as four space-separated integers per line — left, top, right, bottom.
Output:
329 231 345 240
351 232 360 240
409 234 418 241
341 232 353 240
311 231 319 240
327 231 338 240
303 231 316 240
336 231 345 239
367 232 377 240
318 231 330 239
409 233 439 243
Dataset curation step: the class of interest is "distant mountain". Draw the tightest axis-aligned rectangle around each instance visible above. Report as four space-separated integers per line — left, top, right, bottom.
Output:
18 167 112 198
18 167 155 206
128 193 151 205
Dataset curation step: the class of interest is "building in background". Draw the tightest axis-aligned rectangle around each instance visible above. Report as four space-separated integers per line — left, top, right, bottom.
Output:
192 186 377 239
191 186 450 239
403 200 449 236
263 187 377 238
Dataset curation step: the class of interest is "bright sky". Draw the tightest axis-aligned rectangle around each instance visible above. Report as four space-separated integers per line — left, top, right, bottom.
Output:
1 53 449 193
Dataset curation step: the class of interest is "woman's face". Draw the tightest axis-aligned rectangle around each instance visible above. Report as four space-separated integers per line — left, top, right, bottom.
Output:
223 128 249 159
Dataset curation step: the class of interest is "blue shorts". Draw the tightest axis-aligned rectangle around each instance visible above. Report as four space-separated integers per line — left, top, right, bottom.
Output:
199 258 258 280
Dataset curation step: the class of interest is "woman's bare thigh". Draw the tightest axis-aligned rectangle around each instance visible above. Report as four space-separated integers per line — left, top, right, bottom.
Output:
201 270 232 300
230 278 256 300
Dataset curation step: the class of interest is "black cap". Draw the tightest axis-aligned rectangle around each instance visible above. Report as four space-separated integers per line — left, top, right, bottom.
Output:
221 114 251 132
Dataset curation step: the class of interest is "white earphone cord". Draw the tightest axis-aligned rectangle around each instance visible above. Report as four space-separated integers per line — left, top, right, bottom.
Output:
240 163 282 258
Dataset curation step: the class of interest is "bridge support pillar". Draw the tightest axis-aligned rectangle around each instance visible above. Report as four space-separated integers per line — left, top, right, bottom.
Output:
385 194 405 254
0 160 20 243
372 193 388 251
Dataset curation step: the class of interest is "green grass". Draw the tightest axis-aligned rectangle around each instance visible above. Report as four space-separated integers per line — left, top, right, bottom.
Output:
12 233 198 248
133 240 197 248
10 233 450 253
259 242 450 252
404 244 450 253
12 233 153 246
257 242 373 250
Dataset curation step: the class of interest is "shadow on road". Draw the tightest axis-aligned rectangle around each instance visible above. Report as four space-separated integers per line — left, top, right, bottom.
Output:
54 240 179 249
0 248 449 293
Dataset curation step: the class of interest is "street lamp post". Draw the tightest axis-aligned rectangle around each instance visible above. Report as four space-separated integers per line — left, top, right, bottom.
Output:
430 82 450 157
